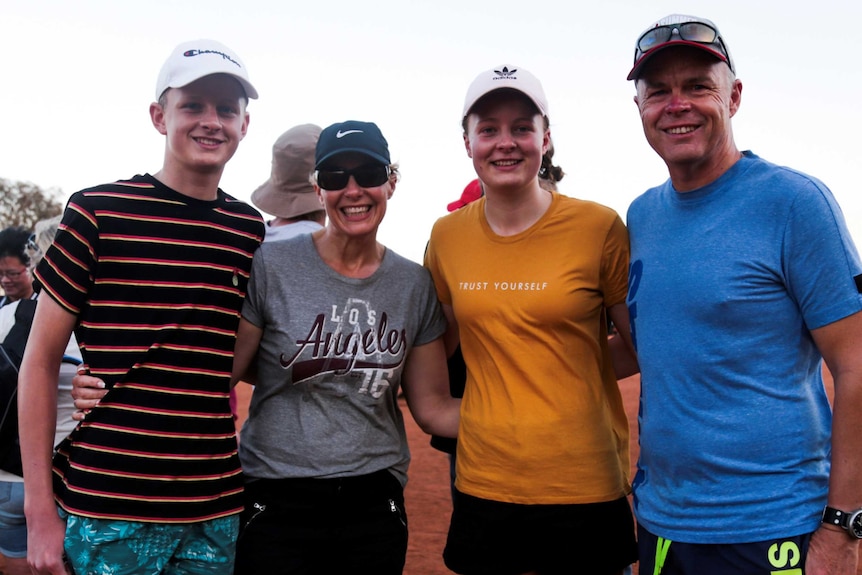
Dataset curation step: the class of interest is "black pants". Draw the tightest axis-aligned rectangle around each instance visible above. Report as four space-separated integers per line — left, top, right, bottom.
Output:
234 470 408 575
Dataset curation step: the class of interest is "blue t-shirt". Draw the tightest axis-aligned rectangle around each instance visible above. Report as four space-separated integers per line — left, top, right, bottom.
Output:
626 152 862 543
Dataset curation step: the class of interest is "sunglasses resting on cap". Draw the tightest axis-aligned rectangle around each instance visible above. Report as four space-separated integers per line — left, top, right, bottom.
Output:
627 14 734 81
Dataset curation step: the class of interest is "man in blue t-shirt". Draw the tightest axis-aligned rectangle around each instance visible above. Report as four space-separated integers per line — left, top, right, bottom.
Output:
625 14 862 575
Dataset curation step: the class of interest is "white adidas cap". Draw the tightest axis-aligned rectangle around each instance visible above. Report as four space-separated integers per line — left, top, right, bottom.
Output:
462 65 548 120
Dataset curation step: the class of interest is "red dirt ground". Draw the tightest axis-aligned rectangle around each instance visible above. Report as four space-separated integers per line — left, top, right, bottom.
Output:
0 370 844 574
233 367 846 575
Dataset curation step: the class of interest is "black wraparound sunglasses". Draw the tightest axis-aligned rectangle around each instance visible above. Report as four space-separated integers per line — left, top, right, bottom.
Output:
315 165 391 191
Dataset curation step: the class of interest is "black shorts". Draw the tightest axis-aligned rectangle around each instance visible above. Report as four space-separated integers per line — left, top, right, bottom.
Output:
444 489 636 575
234 470 408 575
637 524 812 575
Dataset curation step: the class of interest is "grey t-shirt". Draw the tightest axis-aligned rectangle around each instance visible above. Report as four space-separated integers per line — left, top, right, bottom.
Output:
238 234 446 485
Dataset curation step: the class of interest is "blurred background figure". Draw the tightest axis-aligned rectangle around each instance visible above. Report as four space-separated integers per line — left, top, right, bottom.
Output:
0 216 79 575
446 178 483 213
0 227 35 309
252 123 326 241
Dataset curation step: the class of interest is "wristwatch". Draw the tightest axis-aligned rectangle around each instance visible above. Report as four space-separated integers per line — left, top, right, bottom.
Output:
822 506 862 539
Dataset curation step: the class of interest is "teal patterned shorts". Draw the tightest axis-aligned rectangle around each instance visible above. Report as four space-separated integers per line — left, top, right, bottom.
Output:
62 510 238 575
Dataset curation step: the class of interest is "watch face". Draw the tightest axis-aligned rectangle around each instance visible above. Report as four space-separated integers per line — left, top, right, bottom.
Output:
850 510 862 539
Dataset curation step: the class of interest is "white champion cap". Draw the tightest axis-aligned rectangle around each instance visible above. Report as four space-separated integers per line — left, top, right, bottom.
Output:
155 39 258 101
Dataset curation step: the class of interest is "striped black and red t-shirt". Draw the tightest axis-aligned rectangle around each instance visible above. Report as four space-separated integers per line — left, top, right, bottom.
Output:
35 174 264 523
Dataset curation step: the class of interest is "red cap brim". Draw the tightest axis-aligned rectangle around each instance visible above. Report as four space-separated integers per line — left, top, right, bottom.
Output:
447 179 483 212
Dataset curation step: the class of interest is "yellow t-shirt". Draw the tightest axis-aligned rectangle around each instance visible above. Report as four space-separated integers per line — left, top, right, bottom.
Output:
425 192 631 504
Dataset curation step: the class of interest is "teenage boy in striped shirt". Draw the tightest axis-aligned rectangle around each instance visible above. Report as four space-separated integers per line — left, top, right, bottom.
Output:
18 39 264 575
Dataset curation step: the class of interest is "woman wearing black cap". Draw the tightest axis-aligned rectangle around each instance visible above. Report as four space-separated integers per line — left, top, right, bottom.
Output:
230 120 460 574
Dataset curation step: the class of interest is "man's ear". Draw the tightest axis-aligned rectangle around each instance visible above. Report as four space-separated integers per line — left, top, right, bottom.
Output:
150 102 167 135
729 79 743 118
240 111 250 140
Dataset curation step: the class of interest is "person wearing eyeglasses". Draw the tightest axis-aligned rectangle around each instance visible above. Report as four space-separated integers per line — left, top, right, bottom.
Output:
0 216 79 575
425 66 639 575
0 227 35 309
626 14 862 575
228 120 459 574
0 225 37 575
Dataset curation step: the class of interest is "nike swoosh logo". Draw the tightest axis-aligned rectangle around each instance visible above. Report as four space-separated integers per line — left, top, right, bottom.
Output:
336 130 363 138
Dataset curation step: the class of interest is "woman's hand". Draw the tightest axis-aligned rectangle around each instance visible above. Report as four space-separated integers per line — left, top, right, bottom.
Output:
70 364 107 421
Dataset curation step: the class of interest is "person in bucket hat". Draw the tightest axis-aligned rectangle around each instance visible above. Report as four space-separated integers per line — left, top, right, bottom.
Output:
626 14 862 575
19 39 264 575
251 123 326 242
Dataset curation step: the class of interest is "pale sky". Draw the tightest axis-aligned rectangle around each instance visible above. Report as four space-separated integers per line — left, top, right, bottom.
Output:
3 0 860 264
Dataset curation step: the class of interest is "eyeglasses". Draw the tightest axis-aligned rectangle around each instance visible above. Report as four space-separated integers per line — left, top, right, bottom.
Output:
0 268 28 280
636 22 730 68
315 165 391 191
26 233 41 254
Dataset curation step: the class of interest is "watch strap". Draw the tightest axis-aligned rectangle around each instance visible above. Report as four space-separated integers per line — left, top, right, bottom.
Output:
822 506 862 539
822 506 849 529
